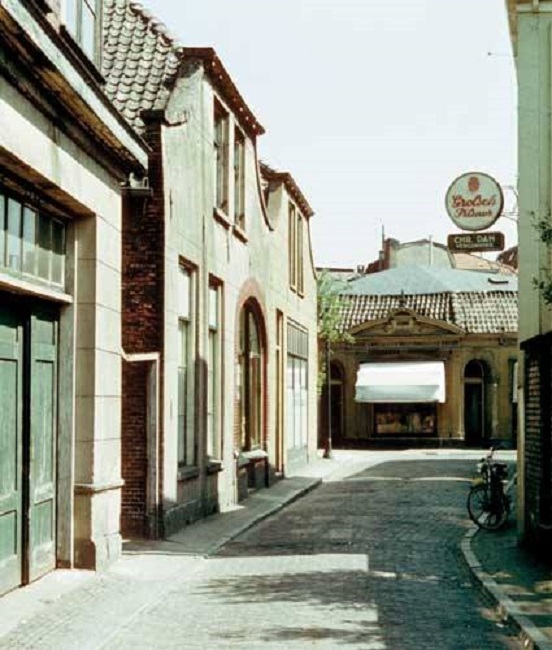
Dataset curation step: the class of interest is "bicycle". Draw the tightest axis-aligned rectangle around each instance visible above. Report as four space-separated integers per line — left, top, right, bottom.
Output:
467 447 513 530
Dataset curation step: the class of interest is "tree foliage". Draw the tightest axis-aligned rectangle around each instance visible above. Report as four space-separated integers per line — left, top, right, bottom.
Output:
317 270 353 392
533 212 552 305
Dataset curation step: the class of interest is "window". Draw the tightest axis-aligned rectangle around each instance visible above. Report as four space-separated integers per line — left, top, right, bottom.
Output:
0 188 66 287
234 129 245 229
286 323 308 450
296 210 304 294
214 101 229 213
207 280 223 460
177 264 197 467
288 203 296 290
238 303 264 450
65 0 98 62
288 202 305 294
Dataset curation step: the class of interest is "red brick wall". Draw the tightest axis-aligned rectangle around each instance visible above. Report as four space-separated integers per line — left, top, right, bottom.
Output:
522 337 552 555
121 117 165 537
121 363 148 537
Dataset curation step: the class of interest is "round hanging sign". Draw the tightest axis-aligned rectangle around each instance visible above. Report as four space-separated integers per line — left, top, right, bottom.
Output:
445 172 504 231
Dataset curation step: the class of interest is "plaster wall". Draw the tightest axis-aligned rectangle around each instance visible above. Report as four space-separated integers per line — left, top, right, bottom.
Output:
159 64 318 520
1 76 130 569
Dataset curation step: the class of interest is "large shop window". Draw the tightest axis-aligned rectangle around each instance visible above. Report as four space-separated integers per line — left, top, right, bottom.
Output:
286 323 308 450
0 190 66 288
375 403 436 436
355 361 445 403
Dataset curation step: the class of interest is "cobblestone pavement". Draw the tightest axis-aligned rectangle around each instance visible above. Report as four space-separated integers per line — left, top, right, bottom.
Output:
206 459 521 649
0 454 523 649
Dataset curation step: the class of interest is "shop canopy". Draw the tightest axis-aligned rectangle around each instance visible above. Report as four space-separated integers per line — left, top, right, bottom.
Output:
355 361 446 403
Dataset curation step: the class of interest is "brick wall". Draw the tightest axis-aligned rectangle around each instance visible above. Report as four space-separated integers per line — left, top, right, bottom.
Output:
523 336 552 556
524 351 542 523
121 117 165 537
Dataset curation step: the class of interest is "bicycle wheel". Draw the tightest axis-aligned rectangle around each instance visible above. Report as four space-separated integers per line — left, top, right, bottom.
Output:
467 484 508 530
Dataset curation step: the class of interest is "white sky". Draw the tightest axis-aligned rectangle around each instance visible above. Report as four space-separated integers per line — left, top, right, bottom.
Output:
142 0 518 268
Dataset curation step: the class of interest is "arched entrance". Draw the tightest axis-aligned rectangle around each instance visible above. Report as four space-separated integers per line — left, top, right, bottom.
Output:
464 359 489 447
320 361 345 448
238 301 265 451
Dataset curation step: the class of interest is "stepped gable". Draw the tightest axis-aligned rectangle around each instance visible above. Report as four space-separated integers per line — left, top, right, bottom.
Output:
102 0 183 134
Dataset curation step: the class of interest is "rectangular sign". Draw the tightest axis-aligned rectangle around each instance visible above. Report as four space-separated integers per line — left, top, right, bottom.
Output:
447 231 505 253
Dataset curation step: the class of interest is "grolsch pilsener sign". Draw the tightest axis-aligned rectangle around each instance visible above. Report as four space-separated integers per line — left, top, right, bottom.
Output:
445 172 504 231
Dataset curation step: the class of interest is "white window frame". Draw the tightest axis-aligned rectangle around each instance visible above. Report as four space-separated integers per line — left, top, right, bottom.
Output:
177 263 197 468
207 280 223 460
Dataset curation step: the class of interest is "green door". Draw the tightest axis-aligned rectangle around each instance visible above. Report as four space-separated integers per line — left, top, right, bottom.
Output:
27 310 58 583
0 311 23 596
0 300 58 594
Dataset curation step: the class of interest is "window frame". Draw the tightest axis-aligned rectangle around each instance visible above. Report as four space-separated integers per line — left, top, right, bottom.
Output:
214 100 230 214
286 322 309 451
288 202 297 291
234 127 246 230
64 0 100 64
177 262 198 469
0 186 66 288
207 278 223 461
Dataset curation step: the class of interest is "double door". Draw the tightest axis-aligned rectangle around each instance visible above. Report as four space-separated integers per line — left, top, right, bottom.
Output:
0 298 58 596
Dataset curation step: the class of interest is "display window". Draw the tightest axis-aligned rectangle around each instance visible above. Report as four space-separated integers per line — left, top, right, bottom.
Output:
374 403 436 436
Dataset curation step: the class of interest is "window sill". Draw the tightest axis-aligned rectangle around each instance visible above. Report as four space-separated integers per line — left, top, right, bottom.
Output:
207 460 223 475
237 449 268 468
0 270 72 304
177 466 200 482
232 224 248 243
213 207 231 229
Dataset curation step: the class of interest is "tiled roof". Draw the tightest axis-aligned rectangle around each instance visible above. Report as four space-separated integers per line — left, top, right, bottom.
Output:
339 291 518 335
344 266 517 296
103 0 182 134
102 3 264 139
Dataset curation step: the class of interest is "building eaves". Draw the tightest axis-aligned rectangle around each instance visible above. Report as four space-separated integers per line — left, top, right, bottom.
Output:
2 0 148 174
182 47 265 139
259 161 314 218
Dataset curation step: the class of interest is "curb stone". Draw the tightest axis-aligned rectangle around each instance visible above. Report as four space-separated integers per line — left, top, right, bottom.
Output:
203 477 323 556
461 526 552 650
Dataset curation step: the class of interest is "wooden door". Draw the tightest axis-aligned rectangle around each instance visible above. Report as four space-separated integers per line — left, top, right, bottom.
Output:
0 310 23 596
27 310 58 583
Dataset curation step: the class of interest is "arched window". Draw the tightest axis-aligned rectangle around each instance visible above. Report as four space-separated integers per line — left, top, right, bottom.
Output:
238 303 264 450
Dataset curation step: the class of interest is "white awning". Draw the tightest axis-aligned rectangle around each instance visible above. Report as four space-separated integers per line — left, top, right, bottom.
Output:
355 361 446 403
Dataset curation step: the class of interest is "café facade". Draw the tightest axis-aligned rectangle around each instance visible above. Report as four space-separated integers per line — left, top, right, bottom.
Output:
322 265 518 448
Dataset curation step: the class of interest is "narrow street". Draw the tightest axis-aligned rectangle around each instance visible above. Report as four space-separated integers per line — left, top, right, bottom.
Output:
208 455 521 649
0 451 521 650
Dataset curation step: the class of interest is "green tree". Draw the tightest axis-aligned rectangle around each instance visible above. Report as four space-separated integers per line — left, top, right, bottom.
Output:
317 269 352 393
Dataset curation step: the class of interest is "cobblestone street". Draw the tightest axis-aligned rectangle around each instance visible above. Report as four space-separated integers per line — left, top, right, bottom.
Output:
209 458 520 649
0 453 522 649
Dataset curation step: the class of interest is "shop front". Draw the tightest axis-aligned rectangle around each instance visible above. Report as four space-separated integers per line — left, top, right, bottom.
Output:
355 361 446 440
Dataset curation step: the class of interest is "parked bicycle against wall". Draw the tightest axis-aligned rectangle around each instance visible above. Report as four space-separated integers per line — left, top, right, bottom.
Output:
467 447 513 530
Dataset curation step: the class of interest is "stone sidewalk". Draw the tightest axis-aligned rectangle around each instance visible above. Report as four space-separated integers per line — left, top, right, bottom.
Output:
1 448 551 649
462 508 552 650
